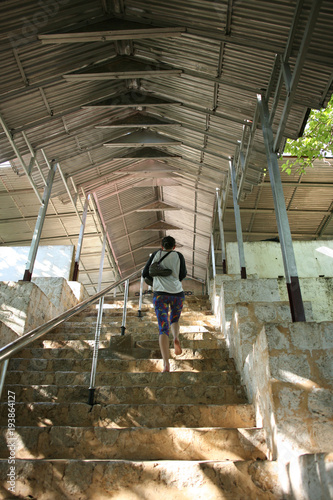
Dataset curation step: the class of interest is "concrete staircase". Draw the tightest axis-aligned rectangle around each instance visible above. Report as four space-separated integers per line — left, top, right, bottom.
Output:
0 294 282 499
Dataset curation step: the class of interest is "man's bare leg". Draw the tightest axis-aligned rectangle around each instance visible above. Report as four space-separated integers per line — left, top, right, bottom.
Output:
171 322 182 355
159 333 170 371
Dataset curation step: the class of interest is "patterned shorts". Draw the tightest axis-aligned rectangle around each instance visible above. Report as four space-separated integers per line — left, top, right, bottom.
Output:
153 294 185 336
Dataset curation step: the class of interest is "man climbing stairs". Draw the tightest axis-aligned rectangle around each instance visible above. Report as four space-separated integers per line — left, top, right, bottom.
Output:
0 294 282 499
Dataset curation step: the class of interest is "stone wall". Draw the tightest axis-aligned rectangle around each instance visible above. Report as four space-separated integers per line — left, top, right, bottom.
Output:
211 273 333 498
0 279 88 348
211 275 333 323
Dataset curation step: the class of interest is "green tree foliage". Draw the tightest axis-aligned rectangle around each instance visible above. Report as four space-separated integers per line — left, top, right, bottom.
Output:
281 94 333 174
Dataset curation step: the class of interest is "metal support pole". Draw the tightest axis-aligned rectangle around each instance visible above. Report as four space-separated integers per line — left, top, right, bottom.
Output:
121 279 129 335
216 189 227 274
72 197 89 281
23 160 57 281
257 94 305 322
138 274 144 317
229 159 247 279
210 233 216 279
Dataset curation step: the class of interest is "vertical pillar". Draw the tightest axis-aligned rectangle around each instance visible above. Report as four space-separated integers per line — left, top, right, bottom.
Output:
216 188 227 274
257 93 305 322
72 197 89 281
229 159 247 279
23 160 57 281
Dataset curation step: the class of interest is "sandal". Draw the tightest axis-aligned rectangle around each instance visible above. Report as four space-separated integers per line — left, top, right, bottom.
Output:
174 339 182 355
162 366 170 372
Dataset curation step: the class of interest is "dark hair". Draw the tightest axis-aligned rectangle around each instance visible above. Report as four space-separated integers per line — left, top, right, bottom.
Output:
162 236 175 250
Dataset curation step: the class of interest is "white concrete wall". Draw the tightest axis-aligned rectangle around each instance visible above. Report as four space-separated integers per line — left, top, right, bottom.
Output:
226 240 333 278
0 245 75 281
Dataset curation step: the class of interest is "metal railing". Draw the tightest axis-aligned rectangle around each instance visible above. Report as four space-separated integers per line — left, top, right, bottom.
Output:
0 268 144 402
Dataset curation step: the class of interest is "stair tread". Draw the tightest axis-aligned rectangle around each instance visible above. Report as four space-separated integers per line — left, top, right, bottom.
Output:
3 383 247 404
0 458 282 499
0 426 267 461
0 401 256 428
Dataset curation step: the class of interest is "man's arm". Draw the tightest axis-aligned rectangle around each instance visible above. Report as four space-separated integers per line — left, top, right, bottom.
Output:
142 251 157 278
177 252 187 281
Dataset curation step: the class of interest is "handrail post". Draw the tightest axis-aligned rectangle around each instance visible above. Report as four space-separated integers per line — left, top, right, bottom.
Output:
211 233 216 279
0 360 9 400
88 296 104 405
88 232 107 405
121 279 129 335
138 274 144 317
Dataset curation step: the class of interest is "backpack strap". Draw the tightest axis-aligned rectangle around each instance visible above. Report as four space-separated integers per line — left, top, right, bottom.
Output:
157 250 172 264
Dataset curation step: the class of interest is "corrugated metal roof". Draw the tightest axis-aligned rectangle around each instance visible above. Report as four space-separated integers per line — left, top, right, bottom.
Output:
0 0 332 292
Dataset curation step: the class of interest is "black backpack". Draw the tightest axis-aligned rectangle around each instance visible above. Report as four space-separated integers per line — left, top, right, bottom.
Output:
144 251 173 286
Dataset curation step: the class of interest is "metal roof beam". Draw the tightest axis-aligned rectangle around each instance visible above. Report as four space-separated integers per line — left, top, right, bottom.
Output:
0 113 42 204
38 20 186 44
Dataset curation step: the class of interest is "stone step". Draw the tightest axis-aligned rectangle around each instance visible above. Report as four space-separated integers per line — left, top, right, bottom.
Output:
8 356 235 373
5 369 241 387
48 319 218 335
4 383 247 405
0 458 282 499
0 426 267 461
10 346 230 361
133 328 223 339
38 338 224 350
41 330 224 343
0 402 256 428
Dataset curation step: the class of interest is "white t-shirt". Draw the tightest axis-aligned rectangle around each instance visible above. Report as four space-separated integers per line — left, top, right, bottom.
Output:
151 250 184 294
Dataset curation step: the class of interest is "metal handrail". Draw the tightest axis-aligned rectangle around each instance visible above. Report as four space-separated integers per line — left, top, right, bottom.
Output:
0 268 143 396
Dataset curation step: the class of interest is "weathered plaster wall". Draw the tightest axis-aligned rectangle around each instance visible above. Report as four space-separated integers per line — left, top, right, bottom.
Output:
277 277 333 322
226 240 333 278
0 245 75 281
